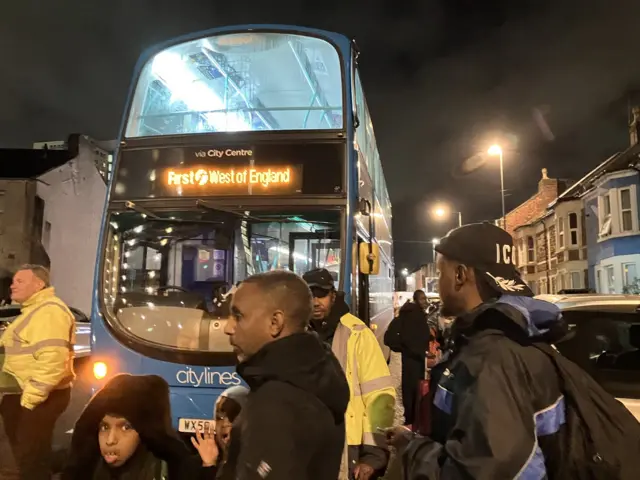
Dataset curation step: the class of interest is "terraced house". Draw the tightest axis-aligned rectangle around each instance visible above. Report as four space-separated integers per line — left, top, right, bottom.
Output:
513 170 588 295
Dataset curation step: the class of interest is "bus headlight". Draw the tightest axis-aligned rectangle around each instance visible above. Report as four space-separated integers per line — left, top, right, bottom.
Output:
93 361 108 380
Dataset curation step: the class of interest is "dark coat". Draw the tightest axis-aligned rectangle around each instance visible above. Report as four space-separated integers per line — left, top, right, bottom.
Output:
217 333 350 480
62 374 214 480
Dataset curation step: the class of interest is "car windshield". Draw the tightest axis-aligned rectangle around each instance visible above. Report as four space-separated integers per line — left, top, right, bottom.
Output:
556 310 640 399
101 208 342 352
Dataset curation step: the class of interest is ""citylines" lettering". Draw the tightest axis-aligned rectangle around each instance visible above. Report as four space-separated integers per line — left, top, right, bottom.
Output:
176 367 242 387
167 167 292 188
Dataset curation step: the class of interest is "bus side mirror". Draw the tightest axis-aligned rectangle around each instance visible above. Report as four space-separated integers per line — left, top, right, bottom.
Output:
358 198 371 216
359 242 380 275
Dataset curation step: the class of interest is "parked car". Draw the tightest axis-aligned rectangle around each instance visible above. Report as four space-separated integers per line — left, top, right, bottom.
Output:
536 293 640 420
0 305 91 358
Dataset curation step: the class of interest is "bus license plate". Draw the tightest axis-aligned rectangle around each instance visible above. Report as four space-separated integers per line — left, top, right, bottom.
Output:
178 418 215 433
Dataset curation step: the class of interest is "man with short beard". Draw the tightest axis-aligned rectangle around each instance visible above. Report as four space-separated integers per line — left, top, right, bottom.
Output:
303 268 395 480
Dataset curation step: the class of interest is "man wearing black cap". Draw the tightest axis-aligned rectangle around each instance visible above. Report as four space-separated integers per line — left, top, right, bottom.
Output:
386 223 570 479
303 268 395 480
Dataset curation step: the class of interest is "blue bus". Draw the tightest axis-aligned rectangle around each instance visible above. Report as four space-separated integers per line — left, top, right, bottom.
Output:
91 25 395 434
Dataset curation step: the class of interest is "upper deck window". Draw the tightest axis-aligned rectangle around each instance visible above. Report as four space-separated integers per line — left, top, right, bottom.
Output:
125 32 343 137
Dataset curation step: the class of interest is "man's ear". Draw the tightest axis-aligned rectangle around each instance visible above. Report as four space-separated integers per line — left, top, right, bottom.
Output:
454 264 470 289
269 310 286 338
34 278 46 291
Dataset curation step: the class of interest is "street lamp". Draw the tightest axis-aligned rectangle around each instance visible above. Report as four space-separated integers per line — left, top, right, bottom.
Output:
432 205 462 227
431 238 440 262
401 268 409 277
487 144 506 230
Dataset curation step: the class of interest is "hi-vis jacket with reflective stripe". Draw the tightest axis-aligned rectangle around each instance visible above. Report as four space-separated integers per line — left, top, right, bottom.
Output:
0 287 76 410
331 313 396 463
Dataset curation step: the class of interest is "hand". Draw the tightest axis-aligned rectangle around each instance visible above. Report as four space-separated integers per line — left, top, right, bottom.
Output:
385 425 414 449
353 463 375 480
191 425 218 467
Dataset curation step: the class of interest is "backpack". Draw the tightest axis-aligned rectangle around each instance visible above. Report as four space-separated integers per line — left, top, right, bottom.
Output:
472 307 640 479
530 342 640 480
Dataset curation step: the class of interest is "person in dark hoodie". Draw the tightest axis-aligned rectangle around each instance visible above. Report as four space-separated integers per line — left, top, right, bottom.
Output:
386 222 571 479
303 268 396 480
62 374 216 480
384 289 431 427
221 270 349 480
213 385 249 468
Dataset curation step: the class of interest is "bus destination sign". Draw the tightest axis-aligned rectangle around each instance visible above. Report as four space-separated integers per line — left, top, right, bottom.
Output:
165 165 301 194
112 142 343 199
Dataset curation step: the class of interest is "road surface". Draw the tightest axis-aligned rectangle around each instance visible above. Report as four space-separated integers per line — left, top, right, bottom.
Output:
52 356 93 471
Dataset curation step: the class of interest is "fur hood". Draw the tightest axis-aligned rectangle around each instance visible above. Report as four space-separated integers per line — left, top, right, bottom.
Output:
62 374 190 479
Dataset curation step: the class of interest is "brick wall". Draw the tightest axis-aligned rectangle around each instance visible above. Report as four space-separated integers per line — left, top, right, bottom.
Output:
504 168 568 237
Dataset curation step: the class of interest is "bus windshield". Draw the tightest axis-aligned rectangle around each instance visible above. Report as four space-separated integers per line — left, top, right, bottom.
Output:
125 32 343 137
101 209 341 352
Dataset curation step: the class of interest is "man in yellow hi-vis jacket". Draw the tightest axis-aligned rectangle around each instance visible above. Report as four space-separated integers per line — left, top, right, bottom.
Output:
0 265 75 480
303 269 396 480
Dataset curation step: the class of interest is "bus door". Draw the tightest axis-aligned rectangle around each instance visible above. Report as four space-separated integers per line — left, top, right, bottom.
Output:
288 232 340 282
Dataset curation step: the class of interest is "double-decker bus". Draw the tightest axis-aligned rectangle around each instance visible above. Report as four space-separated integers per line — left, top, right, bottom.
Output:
91 25 394 433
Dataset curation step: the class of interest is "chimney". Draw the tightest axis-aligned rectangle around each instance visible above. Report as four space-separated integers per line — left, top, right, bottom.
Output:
538 167 555 192
629 106 640 146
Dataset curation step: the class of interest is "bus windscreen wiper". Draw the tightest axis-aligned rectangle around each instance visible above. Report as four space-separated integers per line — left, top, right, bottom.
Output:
124 200 222 225
196 199 332 225
196 199 271 222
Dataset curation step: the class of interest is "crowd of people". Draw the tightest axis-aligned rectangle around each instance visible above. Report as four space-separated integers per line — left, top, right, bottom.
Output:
1 222 640 479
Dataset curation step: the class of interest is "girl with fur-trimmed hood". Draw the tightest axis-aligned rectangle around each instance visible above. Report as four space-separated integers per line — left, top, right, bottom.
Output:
213 385 249 467
62 374 217 480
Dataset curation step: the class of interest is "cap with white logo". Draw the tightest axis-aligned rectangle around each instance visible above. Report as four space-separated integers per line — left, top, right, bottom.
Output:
435 222 533 297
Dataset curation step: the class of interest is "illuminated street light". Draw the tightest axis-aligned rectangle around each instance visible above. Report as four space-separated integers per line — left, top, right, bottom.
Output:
401 268 409 276
431 205 462 227
432 238 440 245
487 145 502 156
487 144 506 230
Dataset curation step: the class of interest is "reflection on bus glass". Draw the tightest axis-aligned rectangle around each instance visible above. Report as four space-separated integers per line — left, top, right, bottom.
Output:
102 209 341 353
125 32 343 137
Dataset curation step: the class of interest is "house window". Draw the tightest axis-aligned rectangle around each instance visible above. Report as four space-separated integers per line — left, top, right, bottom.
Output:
570 271 582 289
620 188 633 232
0 190 5 213
605 265 615 293
596 269 602 293
557 217 564 248
526 236 535 263
623 263 637 288
539 279 547 294
568 212 579 246
599 194 612 237
550 276 557 294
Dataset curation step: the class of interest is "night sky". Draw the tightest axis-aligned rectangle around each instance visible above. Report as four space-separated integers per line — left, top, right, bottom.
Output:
2 0 640 271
